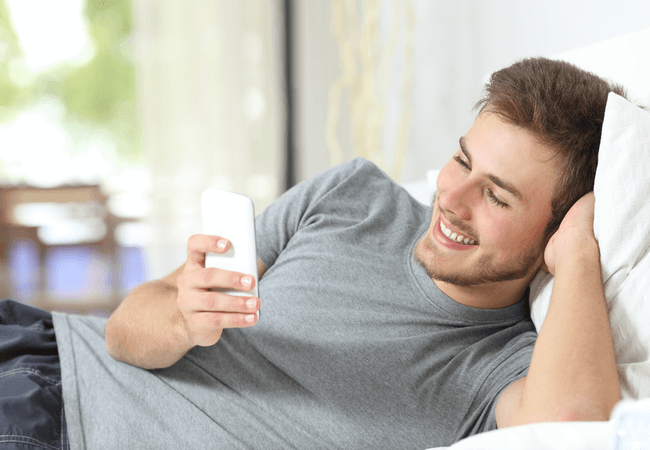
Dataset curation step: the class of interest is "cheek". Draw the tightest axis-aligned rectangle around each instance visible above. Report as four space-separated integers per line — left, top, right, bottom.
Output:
487 212 548 252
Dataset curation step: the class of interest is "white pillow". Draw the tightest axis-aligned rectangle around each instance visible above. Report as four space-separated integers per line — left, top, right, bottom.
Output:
529 93 650 399
402 169 440 205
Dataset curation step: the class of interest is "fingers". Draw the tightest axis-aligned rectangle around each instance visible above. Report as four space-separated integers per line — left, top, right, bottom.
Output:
179 294 259 347
543 192 599 275
178 290 259 315
183 309 258 347
178 267 255 292
187 310 259 333
560 192 595 231
176 265 260 347
177 288 260 347
179 234 260 347
576 191 595 224
185 234 230 271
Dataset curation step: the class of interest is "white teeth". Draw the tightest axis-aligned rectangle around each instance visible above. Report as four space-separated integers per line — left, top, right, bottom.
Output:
440 220 477 245
441 221 452 238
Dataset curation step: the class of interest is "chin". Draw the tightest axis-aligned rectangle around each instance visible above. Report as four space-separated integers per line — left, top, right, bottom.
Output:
414 231 543 287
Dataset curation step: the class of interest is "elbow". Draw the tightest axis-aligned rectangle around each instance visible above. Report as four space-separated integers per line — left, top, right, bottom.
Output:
510 394 621 426
103 321 147 368
557 396 621 423
536 398 620 424
552 409 610 423
104 314 128 363
104 317 120 360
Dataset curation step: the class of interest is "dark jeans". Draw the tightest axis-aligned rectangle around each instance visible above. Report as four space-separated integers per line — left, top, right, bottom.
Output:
0 299 69 449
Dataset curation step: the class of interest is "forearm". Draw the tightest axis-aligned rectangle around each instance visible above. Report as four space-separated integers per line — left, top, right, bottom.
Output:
516 243 619 423
105 277 194 370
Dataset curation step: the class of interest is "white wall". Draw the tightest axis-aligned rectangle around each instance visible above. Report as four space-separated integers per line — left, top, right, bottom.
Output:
294 0 650 183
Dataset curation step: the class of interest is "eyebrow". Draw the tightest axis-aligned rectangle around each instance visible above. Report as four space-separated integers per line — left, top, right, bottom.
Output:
459 137 523 201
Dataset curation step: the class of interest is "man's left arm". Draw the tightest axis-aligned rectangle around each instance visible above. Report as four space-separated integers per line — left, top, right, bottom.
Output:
496 192 620 428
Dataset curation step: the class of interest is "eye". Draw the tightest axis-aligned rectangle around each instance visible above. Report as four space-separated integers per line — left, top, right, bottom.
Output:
486 188 509 208
453 154 470 170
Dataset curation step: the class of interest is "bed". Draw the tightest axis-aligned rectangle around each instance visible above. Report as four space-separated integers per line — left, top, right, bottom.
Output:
402 26 650 450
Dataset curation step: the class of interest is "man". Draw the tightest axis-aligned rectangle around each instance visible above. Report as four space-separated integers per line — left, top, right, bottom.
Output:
1 58 623 449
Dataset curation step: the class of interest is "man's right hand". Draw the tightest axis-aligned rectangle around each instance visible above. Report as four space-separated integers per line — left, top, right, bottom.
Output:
176 234 260 348
106 234 264 369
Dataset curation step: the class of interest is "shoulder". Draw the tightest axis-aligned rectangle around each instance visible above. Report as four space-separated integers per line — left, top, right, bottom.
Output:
313 157 390 186
321 158 423 202
289 157 402 205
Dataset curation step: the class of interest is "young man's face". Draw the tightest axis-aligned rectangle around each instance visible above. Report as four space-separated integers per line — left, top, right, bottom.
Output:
415 112 560 300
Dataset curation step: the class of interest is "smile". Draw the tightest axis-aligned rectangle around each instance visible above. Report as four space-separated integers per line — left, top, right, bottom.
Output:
440 220 477 245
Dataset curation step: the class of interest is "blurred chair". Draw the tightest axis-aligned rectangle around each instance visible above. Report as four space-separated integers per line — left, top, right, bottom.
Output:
0 184 131 315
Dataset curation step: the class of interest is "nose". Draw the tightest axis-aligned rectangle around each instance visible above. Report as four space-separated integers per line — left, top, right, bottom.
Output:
438 178 474 221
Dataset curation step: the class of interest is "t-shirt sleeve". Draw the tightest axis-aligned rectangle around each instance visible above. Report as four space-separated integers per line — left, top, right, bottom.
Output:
481 349 531 433
456 327 536 439
255 157 377 271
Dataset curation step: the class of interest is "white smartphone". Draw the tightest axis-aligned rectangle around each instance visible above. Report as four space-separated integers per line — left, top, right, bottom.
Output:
201 189 258 298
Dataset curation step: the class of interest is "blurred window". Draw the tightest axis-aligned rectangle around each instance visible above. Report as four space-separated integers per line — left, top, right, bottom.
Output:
0 0 145 316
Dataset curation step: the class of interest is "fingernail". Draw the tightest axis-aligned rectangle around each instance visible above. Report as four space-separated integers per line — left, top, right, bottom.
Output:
241 276 252 288
246 298 256 309
244 314 256 323
217 239 227 250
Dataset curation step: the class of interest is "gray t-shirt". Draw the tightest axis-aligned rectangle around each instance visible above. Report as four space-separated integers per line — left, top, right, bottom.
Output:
53 158 536 449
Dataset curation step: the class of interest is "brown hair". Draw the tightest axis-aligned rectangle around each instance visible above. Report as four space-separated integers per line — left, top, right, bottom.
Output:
475 57 627 238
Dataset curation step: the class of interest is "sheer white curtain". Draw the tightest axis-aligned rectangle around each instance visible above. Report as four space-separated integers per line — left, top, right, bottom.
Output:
294 0 483 185
133 0 285 278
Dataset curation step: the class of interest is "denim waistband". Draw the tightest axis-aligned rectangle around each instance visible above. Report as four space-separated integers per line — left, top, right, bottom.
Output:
0 299 69 450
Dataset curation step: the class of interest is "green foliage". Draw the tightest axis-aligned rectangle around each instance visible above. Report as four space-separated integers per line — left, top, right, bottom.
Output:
0 0 139 158
0 2 32 111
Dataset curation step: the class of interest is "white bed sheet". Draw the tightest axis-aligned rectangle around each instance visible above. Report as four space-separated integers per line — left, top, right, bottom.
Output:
426 421 612 450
